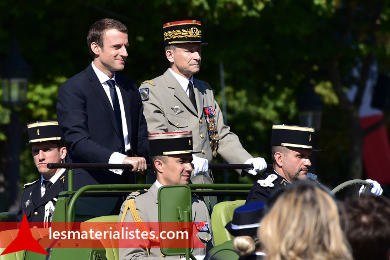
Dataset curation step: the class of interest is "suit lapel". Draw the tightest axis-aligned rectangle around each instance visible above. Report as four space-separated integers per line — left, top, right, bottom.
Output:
30 181 42 209
116 76 132 142
193 80 203 117
85 65 122 138
163 70 198 116
35 172 66 208
150 183 159 204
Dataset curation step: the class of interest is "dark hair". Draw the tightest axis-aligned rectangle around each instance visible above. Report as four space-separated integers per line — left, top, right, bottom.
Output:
87 18 128 57
343 195 390 260
149 155 167 172
271 145 289 165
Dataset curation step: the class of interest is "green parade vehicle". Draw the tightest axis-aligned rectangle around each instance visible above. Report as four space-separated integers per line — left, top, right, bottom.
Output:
0 163 373 260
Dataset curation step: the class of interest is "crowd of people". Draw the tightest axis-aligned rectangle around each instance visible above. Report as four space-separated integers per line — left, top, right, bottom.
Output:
13 16 390 260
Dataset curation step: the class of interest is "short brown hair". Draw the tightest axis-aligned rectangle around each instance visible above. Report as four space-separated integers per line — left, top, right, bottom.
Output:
150 155 167 172
343 195 390 260
87 18 128 57
271 146 290 165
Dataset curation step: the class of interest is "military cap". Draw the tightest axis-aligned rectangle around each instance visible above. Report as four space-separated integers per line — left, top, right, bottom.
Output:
149 131 194 156
27 120 63 143
163 20 208 46
271 124 320 151
225 202 265 237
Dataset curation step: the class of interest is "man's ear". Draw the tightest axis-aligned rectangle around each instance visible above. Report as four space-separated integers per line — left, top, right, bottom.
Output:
274 152 283 168
91 42 101 56
154 159 164 174
166 49 175 63
60 147 67 160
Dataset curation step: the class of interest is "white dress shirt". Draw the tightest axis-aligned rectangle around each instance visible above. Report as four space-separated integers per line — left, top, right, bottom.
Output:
92 62 130 174
169 68 194 97
40 168 66 197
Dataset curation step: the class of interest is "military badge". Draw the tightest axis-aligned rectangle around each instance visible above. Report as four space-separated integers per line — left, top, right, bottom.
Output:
171 106 184 115
204 106 219 157
25 199 30 207
140 88 149 101
195 222 209 232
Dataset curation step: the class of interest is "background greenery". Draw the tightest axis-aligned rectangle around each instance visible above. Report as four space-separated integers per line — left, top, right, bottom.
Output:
1 0 390 210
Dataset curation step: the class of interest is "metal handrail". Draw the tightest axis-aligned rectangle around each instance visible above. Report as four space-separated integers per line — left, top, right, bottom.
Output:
47 163 272 170
47 162 271 192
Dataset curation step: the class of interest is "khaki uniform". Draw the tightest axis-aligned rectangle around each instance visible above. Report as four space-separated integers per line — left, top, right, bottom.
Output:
140 70 252 184
119 183 213 260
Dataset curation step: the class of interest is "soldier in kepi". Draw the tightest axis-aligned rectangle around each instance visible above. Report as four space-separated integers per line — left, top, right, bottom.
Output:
139 20 267 185
246 124 383 204
17 121 67 222
119 131 213 260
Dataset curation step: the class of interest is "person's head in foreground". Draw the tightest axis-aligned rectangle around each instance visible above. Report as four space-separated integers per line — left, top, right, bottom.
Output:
149 131 194 185
27 120 67 180
259 180 353 260
271 124 319 182
342 194 390 260
225 202 266 259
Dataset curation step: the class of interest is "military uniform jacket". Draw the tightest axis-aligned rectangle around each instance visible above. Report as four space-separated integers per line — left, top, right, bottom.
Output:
119 183 213 260
245 170 290 204
16 170 68 222
140 70 252 183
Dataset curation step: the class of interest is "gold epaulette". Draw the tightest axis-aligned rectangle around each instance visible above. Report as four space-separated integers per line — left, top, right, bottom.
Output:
120 190 157 257
142 80 156 86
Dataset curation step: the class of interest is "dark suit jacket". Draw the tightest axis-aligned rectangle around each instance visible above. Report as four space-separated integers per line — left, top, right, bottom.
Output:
17 171 68 222
57 64 149 188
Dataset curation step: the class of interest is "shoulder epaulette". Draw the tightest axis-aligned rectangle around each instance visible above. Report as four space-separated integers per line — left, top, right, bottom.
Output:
142 80 156 86
24 179 39 189
257 174 278 187
125 189 148 200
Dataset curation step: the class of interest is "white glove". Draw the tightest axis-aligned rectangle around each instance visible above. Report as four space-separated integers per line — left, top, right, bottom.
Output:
359 179 383 196
181 255 205 260
192 154 209 176
244 157 267 175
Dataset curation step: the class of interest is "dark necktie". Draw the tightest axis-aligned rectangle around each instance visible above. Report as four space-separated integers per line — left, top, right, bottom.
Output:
43 180 52 190
188 81 197 110
106 80 125 154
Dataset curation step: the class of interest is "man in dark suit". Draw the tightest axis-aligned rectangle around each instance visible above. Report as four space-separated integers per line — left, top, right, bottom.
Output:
17 121 68 222
57 18 149 188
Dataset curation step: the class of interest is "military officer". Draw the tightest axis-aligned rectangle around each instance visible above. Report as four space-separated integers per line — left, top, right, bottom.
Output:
139 20 267 185
246 124 383 204
17 120 67 222
119 131 213 260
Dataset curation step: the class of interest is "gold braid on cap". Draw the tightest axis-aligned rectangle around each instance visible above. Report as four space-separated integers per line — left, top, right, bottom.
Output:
164 28 201 41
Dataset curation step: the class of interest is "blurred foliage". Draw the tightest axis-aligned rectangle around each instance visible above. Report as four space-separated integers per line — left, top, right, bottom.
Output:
0 0 390 197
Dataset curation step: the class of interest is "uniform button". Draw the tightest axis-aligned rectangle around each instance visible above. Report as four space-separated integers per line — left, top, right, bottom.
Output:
199 119 202 123
205 237 209 241
176 123 180 126
34 212 38 216
200 134 204 138
201 149 205 154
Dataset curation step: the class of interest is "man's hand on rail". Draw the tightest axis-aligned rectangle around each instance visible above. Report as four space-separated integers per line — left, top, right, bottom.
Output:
123 157 147 173
244 157 267 175
192 154 209 176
